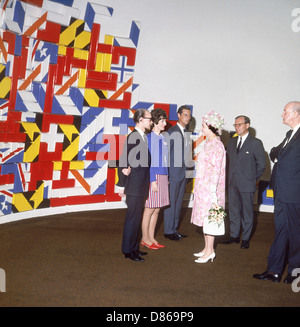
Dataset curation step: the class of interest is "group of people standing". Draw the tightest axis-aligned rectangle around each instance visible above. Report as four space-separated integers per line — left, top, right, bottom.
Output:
117 101 300 285
117 105 192 260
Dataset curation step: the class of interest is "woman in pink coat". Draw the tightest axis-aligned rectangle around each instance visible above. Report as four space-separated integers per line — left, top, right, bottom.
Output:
191 111 226 263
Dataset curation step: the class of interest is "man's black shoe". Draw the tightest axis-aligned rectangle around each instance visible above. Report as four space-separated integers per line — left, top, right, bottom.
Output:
164 233 180 241
283 273 298 284
176 232 187 238
253 271 281 283
241 240 250 249
124 252 144 261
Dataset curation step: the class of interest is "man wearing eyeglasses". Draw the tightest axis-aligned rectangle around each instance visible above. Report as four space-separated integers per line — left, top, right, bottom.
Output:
225 115 266 249
117 109 153 261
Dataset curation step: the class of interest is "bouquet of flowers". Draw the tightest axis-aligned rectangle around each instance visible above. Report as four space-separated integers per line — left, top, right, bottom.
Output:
208 203 226 227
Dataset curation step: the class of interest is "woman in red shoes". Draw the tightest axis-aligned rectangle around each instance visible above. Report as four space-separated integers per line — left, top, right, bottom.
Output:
141 108 169 250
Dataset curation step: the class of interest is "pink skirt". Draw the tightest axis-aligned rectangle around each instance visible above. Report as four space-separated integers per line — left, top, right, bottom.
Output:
145 174 169 209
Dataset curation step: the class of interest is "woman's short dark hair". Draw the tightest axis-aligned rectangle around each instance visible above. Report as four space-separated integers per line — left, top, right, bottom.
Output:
208 124 219 136
151 108 168 125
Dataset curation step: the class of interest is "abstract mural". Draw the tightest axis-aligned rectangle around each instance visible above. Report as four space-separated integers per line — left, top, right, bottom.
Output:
0 0 199 219
0 0 273 220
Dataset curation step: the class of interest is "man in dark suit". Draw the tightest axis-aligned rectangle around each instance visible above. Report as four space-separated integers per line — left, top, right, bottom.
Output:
163 105 192 240
117 109 153 261
254 101 300 283
226 115 266 249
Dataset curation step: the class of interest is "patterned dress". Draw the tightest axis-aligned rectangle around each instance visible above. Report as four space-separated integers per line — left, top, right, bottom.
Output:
145 132 169 208
191 137 226 227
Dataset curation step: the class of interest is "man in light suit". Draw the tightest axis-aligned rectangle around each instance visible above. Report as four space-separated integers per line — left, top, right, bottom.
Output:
163 105 192 240
254 101 300 284
226 115 266 248
117 109 153 261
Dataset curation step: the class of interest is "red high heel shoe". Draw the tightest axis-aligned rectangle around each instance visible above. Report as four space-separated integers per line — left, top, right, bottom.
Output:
141 241 159 250
154 243 165 248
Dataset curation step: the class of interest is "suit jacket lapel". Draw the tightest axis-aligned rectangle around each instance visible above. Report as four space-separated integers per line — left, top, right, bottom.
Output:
287 127 300 146
175 124 184 138
237 134 251 154
133 128 145 143
279 128 300 157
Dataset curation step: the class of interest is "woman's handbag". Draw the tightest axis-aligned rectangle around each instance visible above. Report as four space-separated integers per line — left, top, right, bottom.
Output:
203 203 226 236
203 215 225 235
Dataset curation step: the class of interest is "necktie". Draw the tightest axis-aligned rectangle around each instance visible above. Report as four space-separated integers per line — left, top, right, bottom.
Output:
236 137 242 153
284 130 293 147
278 130 293 157
183 129 188 147
143 133 148 145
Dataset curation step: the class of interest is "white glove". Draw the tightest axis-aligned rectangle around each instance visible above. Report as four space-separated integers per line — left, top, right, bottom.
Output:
211 192 218 204
210 185 217 204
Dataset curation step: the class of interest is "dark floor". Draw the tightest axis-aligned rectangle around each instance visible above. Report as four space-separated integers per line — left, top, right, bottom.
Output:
0 208 299 307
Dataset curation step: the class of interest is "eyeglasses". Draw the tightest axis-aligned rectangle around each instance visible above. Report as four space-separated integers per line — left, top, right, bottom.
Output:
233 123 245 127
143 117 152 121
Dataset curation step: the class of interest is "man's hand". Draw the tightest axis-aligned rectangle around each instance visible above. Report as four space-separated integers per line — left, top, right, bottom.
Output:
122 166 131 176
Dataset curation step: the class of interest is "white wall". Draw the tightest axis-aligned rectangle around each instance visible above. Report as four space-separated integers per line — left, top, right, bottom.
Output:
99 0 300 179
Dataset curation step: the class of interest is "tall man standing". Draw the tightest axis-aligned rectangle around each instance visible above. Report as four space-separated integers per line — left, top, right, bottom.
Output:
254 101 300 284
117 109 153 261
164 105 192 241
226 115 266 248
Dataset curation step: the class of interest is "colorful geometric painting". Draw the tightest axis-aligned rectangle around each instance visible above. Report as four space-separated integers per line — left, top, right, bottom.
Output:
0 0 199 219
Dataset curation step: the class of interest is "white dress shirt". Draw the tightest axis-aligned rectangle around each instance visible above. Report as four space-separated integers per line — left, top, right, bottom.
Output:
237 132 249 149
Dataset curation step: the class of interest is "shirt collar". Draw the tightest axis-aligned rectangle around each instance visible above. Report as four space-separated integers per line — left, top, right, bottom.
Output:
290 123 300 139
177 122 185 134
292 123 300 133
239 132 249 142
135 127 145 138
